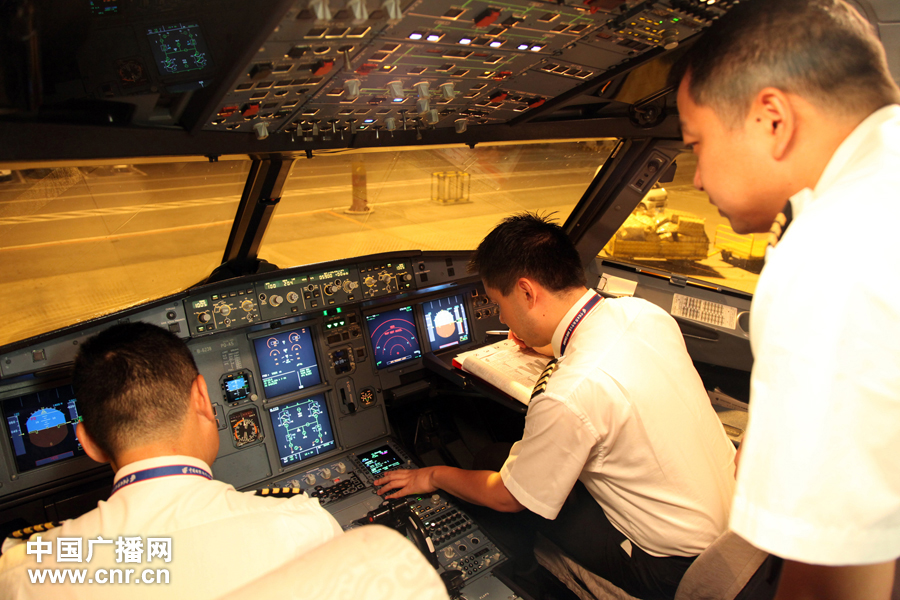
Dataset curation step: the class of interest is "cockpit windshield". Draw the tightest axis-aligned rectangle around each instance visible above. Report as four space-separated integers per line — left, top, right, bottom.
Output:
601 151 762 295
0 159 250 347
0 139 615 347
261 140 616 265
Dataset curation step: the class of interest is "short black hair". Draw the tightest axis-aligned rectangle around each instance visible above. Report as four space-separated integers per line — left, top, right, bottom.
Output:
72 322 198 459
468 212 586 296
669 0 900 126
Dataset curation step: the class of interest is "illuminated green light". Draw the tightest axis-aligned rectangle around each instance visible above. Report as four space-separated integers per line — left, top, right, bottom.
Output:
336 307 342 313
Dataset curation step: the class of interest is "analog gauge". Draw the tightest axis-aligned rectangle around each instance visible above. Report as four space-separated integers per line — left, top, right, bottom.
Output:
229 407 263 448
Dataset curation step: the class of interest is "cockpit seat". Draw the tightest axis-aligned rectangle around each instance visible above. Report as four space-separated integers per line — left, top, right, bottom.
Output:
534 529 776 600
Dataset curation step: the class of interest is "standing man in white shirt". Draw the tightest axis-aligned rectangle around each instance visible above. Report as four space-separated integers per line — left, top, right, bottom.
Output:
376 213 737 599
671 1 900 598
0 322 343 599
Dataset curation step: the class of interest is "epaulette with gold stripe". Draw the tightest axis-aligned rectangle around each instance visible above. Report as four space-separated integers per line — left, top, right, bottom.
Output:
7 521 62 540
255 487 306 498
530 358 559 400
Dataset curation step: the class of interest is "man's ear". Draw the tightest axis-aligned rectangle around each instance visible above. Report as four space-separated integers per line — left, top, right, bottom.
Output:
751 87 795 161
517 278 538 308
76 422 112 465
190 374 215 421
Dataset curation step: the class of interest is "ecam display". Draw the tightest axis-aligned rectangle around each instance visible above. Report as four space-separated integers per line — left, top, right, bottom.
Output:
267 394 336 466
252 327 322 400
421 294 471 352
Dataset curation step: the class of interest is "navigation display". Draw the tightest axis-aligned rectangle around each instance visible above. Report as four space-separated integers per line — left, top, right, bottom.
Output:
2 385 86 474
252 326 322 400
421 294 471 352
268 394 336 467
366 306 422 369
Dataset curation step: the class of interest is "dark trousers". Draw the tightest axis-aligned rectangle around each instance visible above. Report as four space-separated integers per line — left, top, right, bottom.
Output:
469 445 694 600
538 481 695 600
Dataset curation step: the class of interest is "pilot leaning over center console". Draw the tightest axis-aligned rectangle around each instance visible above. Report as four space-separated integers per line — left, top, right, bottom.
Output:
375 213 737 600
0 322 447 600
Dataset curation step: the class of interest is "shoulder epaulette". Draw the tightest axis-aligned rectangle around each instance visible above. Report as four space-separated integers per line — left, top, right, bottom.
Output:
7 521 62 540
254 487 306 498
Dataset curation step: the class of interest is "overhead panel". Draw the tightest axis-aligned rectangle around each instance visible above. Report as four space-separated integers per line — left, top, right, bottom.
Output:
204 0 733 138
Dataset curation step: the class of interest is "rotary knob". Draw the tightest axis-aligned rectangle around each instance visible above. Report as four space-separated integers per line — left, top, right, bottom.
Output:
364 276 376 287
241 299 254 312
219 304 232 316
324 283 340 295
334 462 347 474
401 273 413 282
303 473 317 486
342 280 359 293
319 468 332 479
270 295 283 307
286 291 299 303
198 312 211 323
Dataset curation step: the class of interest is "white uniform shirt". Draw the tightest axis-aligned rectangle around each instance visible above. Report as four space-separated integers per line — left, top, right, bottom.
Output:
0 455 343 599
730 105 900 565
500 292 736 557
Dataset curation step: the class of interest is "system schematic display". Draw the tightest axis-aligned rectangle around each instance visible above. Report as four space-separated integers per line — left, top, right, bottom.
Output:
253 327 322 400
146 22 212 78
89 0 121 17
268 394 336 467
422 294 471 352
357 445 404 476
1 385 86 474
366 306 422 369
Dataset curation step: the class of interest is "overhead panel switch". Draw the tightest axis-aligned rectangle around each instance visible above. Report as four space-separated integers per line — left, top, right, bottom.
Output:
474 8 501 28
309 0 332 21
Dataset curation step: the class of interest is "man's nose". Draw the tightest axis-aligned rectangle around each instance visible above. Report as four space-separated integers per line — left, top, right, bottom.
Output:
693 163 704 191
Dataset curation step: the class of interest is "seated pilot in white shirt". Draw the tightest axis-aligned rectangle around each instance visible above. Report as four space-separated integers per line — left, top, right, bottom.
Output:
375 213 736 600
0 322 447 600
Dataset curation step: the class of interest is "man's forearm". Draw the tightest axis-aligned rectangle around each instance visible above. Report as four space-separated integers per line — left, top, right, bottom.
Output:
774 560 895 600
430 467 525 512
